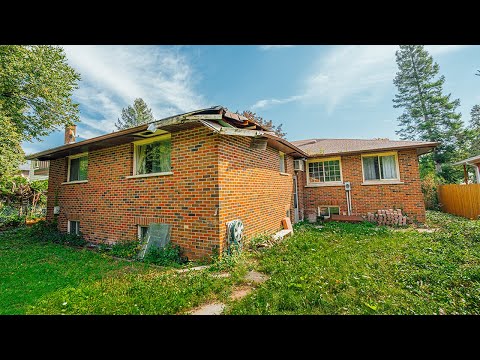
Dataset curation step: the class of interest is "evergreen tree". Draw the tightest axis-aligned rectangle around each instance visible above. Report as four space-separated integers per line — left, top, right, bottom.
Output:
470 104 480 129
466 104 480 156
114 98 154 130
239 110 286 138
393 45 464 179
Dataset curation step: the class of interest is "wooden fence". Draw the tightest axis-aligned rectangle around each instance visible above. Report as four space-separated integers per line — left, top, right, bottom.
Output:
438 184 480 219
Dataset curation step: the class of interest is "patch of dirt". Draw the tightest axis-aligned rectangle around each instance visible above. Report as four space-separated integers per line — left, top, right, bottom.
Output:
229 286 253 301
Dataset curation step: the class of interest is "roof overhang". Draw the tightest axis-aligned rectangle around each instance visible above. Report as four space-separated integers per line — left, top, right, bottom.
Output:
453 154 480 166
26 106 306 160
305 143 439 158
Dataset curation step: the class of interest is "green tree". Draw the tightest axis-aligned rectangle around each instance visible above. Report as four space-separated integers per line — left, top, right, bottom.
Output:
0 45 81 142
465 104 480 157
393 45 465 182
0 114 25 179
238 110 286 138
0 45 80 181
114 98 154 130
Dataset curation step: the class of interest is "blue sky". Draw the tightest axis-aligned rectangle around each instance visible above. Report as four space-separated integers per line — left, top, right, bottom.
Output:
22 45 480 155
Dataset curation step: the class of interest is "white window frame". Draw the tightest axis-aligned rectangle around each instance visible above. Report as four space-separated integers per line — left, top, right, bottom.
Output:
138 225 149 241
66 152 89 183
317 205 340 219
306 156 343 186
361 151 401 184
279 151 286 173
131 134 172 177
67 220 80 235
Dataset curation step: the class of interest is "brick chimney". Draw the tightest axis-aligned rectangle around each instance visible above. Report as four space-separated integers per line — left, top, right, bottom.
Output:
64 125 76 144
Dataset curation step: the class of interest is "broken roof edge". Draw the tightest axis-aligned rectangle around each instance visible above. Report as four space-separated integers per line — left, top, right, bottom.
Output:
198 120 308 158
26 106 281 160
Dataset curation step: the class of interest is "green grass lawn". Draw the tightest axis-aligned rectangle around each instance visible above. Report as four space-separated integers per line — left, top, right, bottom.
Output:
0 227 244 315
1 211 480 315
227 211 480 314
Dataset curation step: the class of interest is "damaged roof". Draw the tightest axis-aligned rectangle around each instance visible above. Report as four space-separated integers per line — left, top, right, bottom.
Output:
26 106 307 160
291 138 439 157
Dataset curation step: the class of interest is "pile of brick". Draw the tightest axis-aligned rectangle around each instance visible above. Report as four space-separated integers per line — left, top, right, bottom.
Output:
366 209 407 226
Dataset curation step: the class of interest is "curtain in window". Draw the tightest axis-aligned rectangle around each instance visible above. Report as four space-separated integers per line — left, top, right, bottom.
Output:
136 139 171 175
136 144 148 174
79 156 88 180
150 141 171 173
363 157 378 180
380 155 397 179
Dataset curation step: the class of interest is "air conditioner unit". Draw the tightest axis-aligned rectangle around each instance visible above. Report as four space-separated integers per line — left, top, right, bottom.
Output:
294 159 304 171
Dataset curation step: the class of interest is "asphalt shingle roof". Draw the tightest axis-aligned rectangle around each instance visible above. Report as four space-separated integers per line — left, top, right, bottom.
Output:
291 138 439 156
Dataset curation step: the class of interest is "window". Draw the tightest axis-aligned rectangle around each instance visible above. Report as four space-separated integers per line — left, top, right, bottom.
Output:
318 206 340 219
138 225 149 241
307 158 342 184
279 152 286 173
68 220 80 235
362 152 399 181
67 153 88 182
134 135 171 175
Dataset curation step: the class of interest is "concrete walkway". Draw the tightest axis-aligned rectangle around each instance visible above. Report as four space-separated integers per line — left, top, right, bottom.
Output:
188 270 269 315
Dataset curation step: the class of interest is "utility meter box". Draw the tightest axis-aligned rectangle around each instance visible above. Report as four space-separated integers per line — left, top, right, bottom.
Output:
344 182 351 191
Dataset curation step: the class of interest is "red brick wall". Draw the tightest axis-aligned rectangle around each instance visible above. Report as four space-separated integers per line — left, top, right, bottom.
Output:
46 126 220 260
298 149 426 223
218 136 295 252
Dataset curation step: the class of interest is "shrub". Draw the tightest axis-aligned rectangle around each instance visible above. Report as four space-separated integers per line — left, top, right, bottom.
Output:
108 239 143 260
27 220 87 246
0 204 25 229
421 172 440 210
143 243 186 267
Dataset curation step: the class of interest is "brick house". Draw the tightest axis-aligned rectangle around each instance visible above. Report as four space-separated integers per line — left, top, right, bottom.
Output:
27 106 438 260
291 138 438 224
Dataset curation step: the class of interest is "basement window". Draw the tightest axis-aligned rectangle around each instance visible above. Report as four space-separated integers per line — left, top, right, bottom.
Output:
68 220 80 235
138 225 149 241
133 134 171 176
67 153 88 182
318 206 340 219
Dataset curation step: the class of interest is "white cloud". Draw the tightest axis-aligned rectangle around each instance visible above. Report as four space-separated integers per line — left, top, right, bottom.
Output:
426 45 469 55
76 127 105 140
259 45 295 50
252 95 304 109
62 45 206 137
251 45 470 113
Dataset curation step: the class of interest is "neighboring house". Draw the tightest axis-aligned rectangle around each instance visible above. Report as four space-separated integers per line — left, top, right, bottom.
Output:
18 160 50 180
26 106 438 260
453 155 480 184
